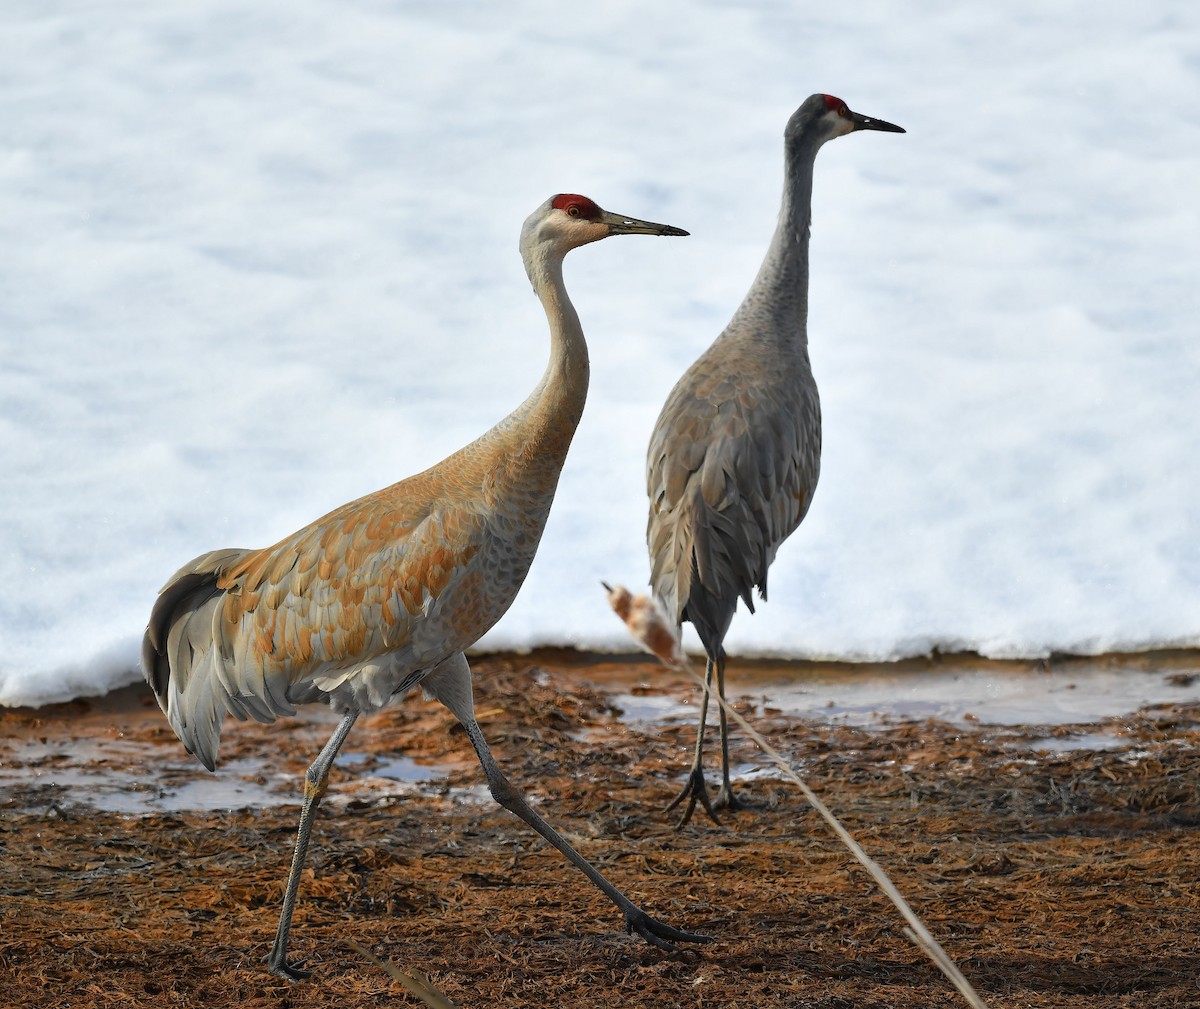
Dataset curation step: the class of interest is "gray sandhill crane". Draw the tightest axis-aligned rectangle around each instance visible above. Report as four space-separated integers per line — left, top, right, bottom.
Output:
143 194 699 979
646 95 904 826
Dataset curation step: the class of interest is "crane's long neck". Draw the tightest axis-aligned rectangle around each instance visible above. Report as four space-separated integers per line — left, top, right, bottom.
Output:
730 138 819 348
510 241 590 475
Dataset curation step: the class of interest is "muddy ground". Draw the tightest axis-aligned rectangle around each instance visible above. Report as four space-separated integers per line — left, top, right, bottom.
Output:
1 650 1198 1008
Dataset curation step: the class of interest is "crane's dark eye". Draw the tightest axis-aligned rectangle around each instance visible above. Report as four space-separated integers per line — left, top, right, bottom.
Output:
567 205 581 217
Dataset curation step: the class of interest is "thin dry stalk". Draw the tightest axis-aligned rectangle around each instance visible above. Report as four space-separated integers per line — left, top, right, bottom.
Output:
344 938 460 1008
603 583 990 1009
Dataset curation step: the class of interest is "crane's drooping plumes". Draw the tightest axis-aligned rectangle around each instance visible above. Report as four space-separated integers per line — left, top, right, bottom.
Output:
646 95 904 826
143 194 697 979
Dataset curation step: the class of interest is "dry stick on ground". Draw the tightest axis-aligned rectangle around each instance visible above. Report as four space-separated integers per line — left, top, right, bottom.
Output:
603 583 990 1009
344 939 460 1009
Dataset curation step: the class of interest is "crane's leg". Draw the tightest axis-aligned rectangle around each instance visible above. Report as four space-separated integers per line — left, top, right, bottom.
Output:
424 654 711 952
711 649 748 812
663 653 721 828
266 709 359 981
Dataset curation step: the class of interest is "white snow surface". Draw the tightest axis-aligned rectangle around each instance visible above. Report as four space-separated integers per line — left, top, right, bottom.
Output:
3 1 1199 707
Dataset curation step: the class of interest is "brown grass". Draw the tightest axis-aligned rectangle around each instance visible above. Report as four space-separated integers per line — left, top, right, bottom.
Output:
1 651 1198 1008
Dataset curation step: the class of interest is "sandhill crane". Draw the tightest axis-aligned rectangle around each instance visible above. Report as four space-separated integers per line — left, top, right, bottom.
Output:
143 194 700 979
646 95 904 826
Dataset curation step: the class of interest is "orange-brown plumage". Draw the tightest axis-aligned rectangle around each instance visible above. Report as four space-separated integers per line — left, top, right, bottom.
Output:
140 196 702 979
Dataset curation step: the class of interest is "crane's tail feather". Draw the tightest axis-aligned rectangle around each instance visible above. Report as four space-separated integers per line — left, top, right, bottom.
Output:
142 547 265 770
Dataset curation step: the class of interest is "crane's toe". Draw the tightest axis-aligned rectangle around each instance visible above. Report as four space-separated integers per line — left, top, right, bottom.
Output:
266 955 313 982
713 784 755 814
624 909 713 951
663 767 722 829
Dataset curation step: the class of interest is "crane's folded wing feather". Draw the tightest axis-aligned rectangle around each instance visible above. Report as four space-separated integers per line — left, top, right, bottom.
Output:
646 362 820 644
142 491 490 769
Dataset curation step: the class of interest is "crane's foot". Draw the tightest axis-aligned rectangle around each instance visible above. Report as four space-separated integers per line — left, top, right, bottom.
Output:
663 767 721 829
713 784 754 814
266 952 313 982
624 908 713 952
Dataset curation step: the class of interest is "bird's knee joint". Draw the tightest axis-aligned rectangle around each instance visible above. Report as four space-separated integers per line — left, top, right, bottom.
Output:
304 771 329 803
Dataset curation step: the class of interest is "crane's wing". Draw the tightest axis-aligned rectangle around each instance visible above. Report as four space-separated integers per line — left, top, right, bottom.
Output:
646 351 820 644
143 486 490 769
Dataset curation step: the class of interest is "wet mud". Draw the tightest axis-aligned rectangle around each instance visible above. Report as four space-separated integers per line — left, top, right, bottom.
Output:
1 650 1198 1008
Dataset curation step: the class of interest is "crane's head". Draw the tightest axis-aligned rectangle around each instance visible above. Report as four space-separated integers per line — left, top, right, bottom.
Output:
787 94 905 148
522 194 688 257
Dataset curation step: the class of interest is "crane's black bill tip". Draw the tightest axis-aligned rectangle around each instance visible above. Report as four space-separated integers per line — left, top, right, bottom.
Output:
853 112 905 134
616 220 689 238
602 209 689 237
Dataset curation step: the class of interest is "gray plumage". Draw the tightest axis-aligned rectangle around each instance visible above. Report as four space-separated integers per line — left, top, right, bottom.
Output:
646 94 904 825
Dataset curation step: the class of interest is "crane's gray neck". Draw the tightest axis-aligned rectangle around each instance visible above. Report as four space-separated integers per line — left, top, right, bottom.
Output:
729 136 819 348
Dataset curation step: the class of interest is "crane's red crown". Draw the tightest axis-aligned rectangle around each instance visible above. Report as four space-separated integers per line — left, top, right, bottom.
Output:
551 194 602 220
821 94 849 115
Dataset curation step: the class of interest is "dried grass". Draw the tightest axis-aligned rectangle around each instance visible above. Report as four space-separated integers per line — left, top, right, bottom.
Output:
604 583 988 1007
1 647 1197 1007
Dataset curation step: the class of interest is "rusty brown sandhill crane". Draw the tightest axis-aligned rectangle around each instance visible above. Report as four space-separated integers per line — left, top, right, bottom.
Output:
142 194 701 980
646 95 904 827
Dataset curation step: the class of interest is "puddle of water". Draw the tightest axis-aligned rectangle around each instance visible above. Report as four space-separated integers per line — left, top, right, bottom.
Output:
0 738 291 814
609 694 693 723
5 657 1195 813
329 750 467 808
339 751 440 782
1023 731 1126 753
0 737 452 815
613 663 1199 729
0 739 288 820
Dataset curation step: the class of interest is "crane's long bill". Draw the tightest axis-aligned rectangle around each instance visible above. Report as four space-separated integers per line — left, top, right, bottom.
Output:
602 210 689 237
849 110 906 133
